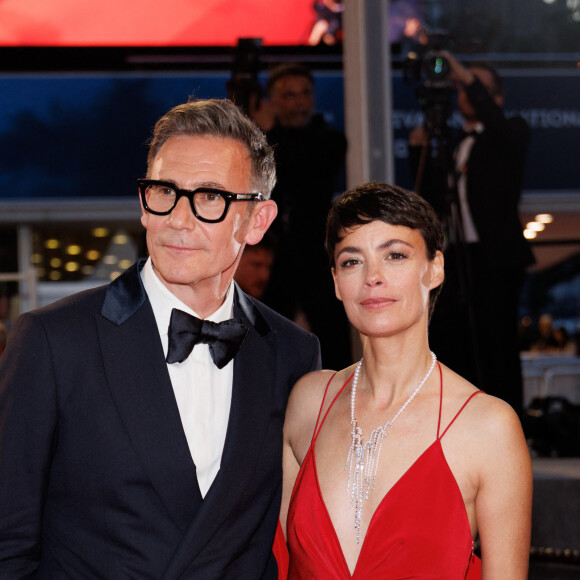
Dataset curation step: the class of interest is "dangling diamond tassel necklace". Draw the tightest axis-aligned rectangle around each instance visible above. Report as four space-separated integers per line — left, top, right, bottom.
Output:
345 351 437 543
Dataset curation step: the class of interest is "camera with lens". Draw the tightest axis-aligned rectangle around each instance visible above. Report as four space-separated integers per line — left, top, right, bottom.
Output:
422 50 451 84
402 30 453 134
402 29 452 86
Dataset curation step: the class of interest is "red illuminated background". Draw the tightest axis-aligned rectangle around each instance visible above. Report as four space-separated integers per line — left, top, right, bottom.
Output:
0 0 315 46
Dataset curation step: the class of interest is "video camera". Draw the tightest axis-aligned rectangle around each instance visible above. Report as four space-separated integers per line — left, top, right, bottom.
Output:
402 30 454 135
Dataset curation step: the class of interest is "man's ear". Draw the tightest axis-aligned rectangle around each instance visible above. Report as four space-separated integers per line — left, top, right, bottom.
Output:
245 200 278 246
139 194 149 229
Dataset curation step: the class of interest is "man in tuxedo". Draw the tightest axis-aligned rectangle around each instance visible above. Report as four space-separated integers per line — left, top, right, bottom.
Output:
0 98 321 578
409 53 534 416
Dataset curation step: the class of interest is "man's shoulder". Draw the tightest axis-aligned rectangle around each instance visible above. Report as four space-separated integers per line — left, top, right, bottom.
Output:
21 261 144 326
237 290 322 370
31 283 109 320
507 113 530 135
309 114 346 140
7 283 111 348
243 292 315 339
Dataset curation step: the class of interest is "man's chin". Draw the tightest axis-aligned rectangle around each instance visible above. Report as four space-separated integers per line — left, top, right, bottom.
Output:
287 114 311 128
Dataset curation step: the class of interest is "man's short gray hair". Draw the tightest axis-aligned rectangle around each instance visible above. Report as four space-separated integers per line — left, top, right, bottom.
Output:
147 98 276 198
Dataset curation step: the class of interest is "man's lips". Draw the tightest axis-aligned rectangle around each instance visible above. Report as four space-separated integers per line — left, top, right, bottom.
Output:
163 243 200 253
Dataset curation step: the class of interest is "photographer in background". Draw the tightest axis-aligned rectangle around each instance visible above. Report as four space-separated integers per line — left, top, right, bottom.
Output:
409 51 534 417
253 63 352 370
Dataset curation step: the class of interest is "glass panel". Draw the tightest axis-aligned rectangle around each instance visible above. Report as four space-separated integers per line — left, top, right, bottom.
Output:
0 228 18 341
31 225 143 284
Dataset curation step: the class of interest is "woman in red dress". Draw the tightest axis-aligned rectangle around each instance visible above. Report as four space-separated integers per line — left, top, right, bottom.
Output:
280 182 532 578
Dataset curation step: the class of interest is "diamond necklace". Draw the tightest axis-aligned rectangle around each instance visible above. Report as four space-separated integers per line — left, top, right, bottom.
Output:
345 351 437 543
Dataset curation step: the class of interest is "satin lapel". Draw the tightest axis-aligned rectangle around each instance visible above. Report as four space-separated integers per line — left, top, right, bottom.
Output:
213 289 276 503
97 261 202 532
161 288 276 578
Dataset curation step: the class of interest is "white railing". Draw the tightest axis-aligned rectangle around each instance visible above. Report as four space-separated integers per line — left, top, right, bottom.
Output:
0 269 38 312
522 352 580 406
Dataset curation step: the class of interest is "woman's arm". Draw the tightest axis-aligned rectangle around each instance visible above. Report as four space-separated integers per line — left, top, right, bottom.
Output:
475 401 533 579
280 425 301 538
279 370 335 537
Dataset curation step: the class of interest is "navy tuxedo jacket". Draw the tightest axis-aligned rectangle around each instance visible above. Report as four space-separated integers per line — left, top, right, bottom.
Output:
0 259 321 579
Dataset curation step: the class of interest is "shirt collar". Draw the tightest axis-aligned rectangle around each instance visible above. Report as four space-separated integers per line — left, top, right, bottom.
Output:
141 257 235 338
462 121 484 135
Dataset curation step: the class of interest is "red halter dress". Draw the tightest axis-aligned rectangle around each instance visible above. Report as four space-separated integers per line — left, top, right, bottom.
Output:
287 363 482 579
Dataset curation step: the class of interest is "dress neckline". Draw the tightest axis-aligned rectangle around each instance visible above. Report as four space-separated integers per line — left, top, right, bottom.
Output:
306 362 481 576
311 437 444 576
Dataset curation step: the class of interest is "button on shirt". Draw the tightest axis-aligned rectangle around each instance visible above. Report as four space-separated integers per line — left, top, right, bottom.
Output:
141 257 234 497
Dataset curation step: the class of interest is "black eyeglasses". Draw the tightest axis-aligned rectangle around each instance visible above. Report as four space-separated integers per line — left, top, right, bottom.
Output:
137 179 264 223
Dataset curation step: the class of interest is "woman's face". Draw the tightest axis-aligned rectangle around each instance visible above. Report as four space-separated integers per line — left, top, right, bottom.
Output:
331 220 444 339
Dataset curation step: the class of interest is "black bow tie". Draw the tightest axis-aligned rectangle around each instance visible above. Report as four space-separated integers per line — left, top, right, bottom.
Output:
166 308 248 369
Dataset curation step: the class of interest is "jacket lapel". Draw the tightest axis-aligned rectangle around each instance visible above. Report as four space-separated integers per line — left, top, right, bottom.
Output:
97 260 202 532
214 286 276 498
161 286 277 578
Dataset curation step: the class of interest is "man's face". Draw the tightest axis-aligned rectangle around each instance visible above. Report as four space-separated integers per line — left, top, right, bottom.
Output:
234 247 274 299
457 67 503 122
141 134 256 306
269 75 314 128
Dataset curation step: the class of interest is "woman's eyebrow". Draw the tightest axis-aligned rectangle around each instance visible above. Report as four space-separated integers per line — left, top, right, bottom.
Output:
336 238 413 260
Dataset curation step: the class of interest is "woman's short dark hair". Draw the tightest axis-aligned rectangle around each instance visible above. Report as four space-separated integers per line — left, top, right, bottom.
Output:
325 181 445 315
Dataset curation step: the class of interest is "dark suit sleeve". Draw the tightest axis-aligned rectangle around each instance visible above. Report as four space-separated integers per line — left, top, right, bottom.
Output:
305 332 322 374
464 77 530 157
0 313 58 577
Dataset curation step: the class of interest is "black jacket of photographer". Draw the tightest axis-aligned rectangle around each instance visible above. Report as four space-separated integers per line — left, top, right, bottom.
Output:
410 76 535 273
266 113 346 252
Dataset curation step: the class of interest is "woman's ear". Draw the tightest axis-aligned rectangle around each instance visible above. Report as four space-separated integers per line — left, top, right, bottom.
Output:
331 267 343 302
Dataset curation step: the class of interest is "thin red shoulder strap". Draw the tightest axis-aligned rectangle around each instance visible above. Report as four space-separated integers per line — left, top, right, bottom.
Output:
311 372 338 442
439 388 484 440
312 370 355 443
436 362 444 439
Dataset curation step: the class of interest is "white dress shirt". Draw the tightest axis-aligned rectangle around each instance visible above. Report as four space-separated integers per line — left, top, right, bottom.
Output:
454 122 484 243
141 258 235 497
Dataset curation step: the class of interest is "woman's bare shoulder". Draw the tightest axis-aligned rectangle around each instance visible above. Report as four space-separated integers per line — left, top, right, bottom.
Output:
439 362 481 396
288 366 355 413
285 366 357 440
441 363 527 453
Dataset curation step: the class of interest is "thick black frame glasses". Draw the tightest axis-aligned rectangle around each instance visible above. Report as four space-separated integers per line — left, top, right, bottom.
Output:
138 179 264 223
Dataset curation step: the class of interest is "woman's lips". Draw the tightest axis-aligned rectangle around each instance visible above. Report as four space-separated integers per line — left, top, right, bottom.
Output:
360 297 395 308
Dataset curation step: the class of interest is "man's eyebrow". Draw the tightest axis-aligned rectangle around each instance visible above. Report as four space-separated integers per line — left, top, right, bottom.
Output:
193 181 227 190
157 179 227 191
